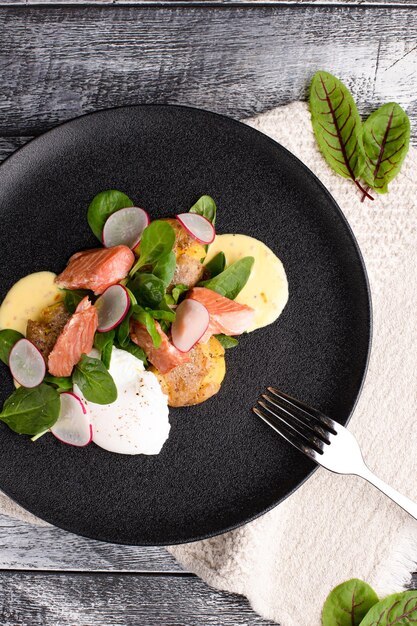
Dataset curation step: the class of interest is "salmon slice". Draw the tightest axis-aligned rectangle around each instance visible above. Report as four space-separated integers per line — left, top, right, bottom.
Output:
48 297 98 377
187 287 254 342
130 319 190 374
55 245 135 295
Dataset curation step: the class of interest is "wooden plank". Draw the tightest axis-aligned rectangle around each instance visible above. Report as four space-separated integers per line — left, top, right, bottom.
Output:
2 0 417 6
0 571 276 625
0 6 416 140
0 514 183 572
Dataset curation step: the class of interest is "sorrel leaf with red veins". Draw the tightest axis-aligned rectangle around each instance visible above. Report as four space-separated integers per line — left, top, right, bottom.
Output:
309 71 371 199
322 579 378 626
362 102 410 195
359 590 417 626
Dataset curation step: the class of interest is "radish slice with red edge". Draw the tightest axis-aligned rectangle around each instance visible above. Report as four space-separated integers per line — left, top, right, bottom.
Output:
95 284 130 332
171 299 210 353
176 213 215 245
51 392 92 447
9 338 46 388
102 206 150 249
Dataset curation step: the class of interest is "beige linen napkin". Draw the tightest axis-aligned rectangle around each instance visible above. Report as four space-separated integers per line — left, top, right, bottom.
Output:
1 102 416 626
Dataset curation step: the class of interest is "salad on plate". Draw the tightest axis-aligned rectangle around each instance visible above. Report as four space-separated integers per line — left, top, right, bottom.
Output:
0 192 288 455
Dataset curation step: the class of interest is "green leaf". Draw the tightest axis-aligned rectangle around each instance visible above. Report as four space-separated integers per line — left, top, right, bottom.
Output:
131 308 161 348
0 329 24 365
359 590 417 626
116 290 136 348
128 273 166 309
44 374 73 392
171 283 189 304
63 289 93 314
0 383 60 436
362 102 410 195
130 220 176 276
199 256 254 300
214 334 239 349
117 341 147 365
94 330 115 369
310 71 371 199
153 251 176 287
147 309 176 322
73 355 117 404
205 252 226 278
322 579 378 626
190 195 217 225
87 190 133 241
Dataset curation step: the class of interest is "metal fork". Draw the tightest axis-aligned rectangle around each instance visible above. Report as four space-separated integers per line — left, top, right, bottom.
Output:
253 387 417 520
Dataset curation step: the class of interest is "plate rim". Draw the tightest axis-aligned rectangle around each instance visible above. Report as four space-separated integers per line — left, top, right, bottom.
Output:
0 104 373 545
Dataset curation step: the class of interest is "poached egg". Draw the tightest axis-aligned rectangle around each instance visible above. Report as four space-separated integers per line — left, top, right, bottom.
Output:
74 347 170 455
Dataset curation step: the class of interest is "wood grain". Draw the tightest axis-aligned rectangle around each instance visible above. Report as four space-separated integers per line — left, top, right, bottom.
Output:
3 0 417 5
0 572 276 625
0 514 182 572
0 6 415 141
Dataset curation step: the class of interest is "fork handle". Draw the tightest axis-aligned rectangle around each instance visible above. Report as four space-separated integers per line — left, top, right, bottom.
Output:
358 466 417 520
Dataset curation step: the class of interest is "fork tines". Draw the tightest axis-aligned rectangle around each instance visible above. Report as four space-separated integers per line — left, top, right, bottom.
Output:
253 387 337 460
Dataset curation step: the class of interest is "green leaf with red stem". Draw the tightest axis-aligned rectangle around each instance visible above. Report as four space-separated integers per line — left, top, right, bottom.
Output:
361 102 410 200
322 579 378 626
310 71 373 200
359 590 417 625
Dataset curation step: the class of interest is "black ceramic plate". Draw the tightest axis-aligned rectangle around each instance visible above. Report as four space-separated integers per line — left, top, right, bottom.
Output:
0 106 371 545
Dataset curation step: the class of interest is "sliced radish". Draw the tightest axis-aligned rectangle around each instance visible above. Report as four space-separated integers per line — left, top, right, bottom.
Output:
176 213 215 245
95 284 130 332
51 392 92 447
9 339 46 388
171 299 210 353
102 206 150 249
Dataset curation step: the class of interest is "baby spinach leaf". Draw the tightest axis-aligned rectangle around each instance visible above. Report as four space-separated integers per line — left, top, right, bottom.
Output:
322 579 378 626
190 195 217 225
147 309 176 322
0 329 24 365
117 309 132 347
117 341 147 365
94 330 115 369
73 355 117 404
359 590 417 626
153 251 176 288
116 290 137 348
172 284 189 304
214 334 239 349
130 220 176 276
87 189 133 241
44 374 73 392
200 256 254 300
125 287 137 306
310 71 372 200
128 273 165 309
362 102 410 196
205 252 226 278
0 383 60 436
131 308 161 348
63 289 93 314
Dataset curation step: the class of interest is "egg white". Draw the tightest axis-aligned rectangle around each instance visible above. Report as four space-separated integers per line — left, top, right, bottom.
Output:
74 347 170 455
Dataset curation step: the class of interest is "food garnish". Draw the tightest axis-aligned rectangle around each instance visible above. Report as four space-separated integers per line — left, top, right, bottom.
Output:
102 205 150 249
95 284 130 332
50 391 92 447
176 213 215 245
171 299 210 353
9 338 46 388
310 70 410 202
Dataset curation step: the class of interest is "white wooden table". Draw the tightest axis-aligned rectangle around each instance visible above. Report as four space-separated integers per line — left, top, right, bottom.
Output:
0 1 416 623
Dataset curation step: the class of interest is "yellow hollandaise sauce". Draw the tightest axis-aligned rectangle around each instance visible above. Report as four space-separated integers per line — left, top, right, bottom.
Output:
205 234 289 332
0 271 62 335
